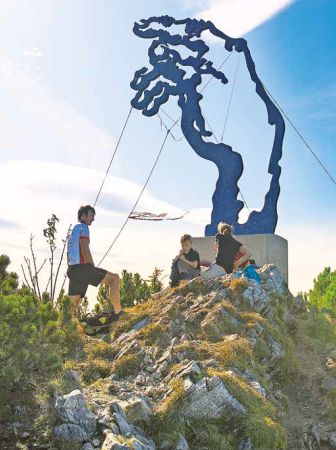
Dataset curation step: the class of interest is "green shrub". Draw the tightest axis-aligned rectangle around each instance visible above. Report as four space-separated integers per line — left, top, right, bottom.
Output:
306 311 336 345
308 267 336 311
0 256 80 401
0 292 65 388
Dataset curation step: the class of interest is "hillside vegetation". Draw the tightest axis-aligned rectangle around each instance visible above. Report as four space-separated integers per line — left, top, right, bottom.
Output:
1 255 336 450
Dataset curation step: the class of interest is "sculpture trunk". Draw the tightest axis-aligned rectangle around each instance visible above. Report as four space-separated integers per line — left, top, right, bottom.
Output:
180 97 244 236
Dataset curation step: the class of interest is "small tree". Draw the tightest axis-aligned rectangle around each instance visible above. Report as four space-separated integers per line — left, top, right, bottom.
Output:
94 285 112 313
94 268 162 311
308 267 336 311
0 255 18 295
22 215 71 304
134 272 151 303
120 269 137 307
148 267 163 294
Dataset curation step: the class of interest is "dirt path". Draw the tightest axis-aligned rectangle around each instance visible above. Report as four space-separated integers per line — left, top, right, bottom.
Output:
280 318 335 449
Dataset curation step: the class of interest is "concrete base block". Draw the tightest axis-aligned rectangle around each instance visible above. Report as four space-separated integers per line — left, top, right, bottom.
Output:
192 234 288 283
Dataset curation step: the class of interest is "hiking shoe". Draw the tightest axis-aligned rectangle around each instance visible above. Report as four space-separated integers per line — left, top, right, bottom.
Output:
110 310 126 321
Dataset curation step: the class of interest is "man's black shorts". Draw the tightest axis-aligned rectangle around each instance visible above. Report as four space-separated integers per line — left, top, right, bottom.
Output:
67 263 107 298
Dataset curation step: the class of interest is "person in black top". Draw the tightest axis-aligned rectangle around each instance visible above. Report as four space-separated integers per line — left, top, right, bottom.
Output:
170 234 200 287
201 222 251 280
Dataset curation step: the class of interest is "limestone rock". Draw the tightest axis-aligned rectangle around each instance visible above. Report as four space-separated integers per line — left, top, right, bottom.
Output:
54 423 91 442
180 376 245 419
242 283 271 315
238 437 253 450
114 411 133 436
250 381 266 397
82 443 95 450
321 375 336 393
176 434 189 450
175 361 201 379
126 397 152 425
330 432 336 449
133 317 151 331
55 389 96 441
259 264 287 295
102 433 130 450
129 436 156 450
270 339 285 360
64 369 81 385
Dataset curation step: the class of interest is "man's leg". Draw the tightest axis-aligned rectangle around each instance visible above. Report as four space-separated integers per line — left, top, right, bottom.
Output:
69 295 81 315
67 274 85 315
200 263 226 280
177 260 200 281
100 272 122 314
170 259 181 287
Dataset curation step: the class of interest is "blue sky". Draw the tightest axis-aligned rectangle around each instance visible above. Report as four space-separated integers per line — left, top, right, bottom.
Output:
0 0 335 296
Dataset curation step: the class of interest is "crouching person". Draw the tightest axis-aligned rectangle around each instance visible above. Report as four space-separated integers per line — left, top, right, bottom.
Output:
170 234 200 287
201 222 250 280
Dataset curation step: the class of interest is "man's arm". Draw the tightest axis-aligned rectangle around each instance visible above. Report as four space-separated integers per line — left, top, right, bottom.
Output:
80 239 95 265
214 239 219 256
179 254 199 269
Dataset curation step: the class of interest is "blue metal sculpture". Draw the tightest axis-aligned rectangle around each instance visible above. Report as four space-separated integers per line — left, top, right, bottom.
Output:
130 16 285 236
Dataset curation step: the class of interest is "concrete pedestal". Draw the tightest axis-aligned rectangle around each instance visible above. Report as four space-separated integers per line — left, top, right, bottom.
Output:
192 234 289 283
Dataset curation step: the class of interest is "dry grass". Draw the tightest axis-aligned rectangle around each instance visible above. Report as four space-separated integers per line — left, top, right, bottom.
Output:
230 278 249 294
211 337 253 369
112 353 142 377
138 321 170 347
172 341 212 361
156 378 185 415
207 368 287 450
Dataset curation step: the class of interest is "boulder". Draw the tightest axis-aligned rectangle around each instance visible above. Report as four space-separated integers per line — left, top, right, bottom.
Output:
180 376 245 419
54 423 91 442
238 437 253 450
55 389 96 441
129 436 156 450
330 432 336 449
114 412 133 436
64 369 81 384
259 264 287 295
125 397 152 425
176 434 189 450
242 284 271 315
82 443 95 450
102 433 130 450
321 375 336 393
270 339 285 360
175 361 201 379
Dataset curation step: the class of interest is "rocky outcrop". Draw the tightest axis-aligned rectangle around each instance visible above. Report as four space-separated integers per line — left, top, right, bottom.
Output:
53 264 320 449
54 389 96 441
180 375 245 419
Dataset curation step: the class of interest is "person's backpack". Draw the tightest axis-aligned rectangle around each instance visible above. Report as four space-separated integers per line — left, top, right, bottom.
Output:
236 264 261 283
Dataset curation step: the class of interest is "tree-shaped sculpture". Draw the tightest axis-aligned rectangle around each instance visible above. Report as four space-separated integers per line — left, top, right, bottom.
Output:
130 16 285 236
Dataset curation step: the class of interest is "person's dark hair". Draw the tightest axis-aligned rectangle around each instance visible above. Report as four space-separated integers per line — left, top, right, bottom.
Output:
78 205 95 221
180 234 192 244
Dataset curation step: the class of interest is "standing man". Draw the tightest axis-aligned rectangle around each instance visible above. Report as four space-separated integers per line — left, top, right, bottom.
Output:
66 204 123 318
169 234 200 287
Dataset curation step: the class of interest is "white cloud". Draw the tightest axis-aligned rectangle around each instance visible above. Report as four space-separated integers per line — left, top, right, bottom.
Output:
0 48 116 167
195 0 295 37
23 47 43 57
